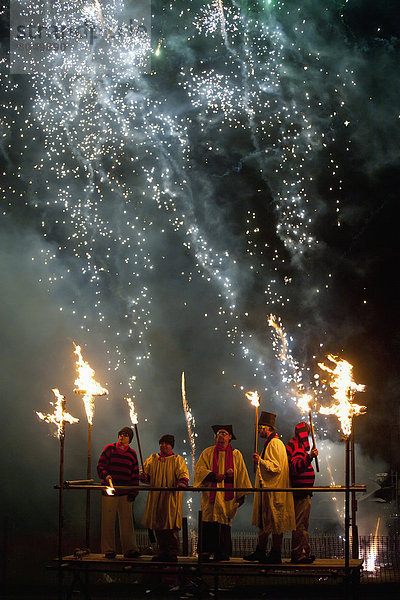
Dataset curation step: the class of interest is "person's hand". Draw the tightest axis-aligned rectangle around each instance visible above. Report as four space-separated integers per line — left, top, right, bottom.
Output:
105 475 112 483
215 473 226 482
236 496 245 507
310 448 319 458
226 468 234 476
252 452 260 465
177 482 187 488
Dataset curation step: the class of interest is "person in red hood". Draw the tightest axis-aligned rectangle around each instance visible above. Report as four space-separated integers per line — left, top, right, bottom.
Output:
286 422 319 564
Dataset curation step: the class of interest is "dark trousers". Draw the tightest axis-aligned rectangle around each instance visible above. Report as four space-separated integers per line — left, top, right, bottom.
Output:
202 522 232 558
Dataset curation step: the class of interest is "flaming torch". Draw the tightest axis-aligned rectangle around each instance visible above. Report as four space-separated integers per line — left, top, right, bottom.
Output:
318 355 366 568
318 355 366 437
73 343 108 547
125 396 144 471
297 393 319 472
36 389 79 564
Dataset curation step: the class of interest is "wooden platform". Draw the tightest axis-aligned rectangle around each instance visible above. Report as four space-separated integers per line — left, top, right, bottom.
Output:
56 553 364 589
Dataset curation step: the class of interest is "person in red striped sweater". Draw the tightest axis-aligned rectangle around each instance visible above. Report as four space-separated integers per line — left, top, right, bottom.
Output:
286 422 319 564
97 426 140 559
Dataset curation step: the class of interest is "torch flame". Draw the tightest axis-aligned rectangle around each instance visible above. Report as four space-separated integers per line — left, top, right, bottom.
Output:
318 355 366 437
125 396 138 425
73 344 108 424
36 388 79 438
297 393 313 414
245 390 260 407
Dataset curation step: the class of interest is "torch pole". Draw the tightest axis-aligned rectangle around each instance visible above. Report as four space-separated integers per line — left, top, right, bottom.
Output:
351 420 359 558
308 410 319 472
134 424 144 472
58 417 65 600
253 404 258 473
85 422 92 548
345 436 350 580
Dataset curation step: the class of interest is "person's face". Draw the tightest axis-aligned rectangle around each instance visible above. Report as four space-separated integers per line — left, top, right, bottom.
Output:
258 425 270 439
216 430 232 448
118 432 130 447
159 441 173 455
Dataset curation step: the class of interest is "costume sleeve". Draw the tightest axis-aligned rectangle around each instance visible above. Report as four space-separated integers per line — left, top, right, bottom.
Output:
233 450 252 499
176 455 189 486
194 448 213 486
140 454 152 483
259 438 284 475
288 446 311 475
97 445 112 482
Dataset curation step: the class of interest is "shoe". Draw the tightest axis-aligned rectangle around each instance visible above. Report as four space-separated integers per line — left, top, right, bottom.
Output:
124 551 141 559
291 554 315 564
212 554 230 562
243 548 267 562
104 551 116 559
261 550 282 564
200 553 211 562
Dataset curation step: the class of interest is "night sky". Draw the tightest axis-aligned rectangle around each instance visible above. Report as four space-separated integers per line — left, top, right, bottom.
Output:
1 0 400 584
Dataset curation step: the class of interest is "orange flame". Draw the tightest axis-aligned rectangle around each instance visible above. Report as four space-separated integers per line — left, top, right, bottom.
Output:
125 396 138 425
297 393 313 414
36 388 79 438
73 344 108 424
318 355 366 437
245 390 260 407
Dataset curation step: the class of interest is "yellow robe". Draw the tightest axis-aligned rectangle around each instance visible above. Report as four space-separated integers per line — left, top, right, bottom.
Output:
141 453 189 530
194 446 252 526
251 437 296 534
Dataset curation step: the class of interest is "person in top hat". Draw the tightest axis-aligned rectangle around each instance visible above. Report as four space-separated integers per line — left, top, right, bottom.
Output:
194 425 252 561
244 411 295 564
286 422 319 564
97 426 140 559
140 434 189 562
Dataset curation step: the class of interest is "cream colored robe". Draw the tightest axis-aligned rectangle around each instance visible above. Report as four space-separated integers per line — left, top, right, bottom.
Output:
251 437 295 534
141 453 189 530
194 446 252 526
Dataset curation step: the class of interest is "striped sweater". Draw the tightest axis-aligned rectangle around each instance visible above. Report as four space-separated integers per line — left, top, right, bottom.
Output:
97 443 139 499
286 422 315 499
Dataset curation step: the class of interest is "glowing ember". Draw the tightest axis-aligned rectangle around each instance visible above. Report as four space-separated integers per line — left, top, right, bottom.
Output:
36 388 79 438
125 396 138 425
73 344 108 424
245 390 260 407
318 355 366 437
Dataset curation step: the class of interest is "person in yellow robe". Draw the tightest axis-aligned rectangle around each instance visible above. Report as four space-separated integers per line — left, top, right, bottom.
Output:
140 434 189 562
194 425 252 561
244 411 295 564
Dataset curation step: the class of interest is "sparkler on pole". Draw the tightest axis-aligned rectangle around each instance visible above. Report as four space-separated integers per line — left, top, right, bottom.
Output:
181 372 197 554
297 393 319 472
36 389 79 566
125 396 144 471
73 343 108 548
